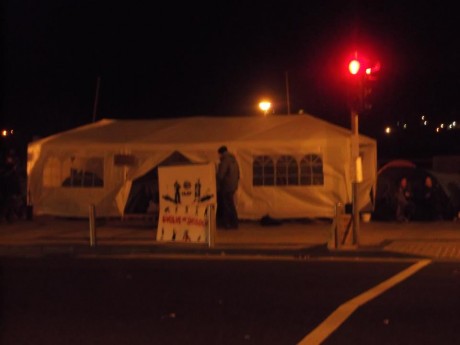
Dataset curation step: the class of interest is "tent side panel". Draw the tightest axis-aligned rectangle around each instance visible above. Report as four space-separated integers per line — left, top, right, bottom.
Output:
235 141 351 219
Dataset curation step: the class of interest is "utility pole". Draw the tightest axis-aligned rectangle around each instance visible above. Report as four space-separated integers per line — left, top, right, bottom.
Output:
92 76 101 123
285 71 291 115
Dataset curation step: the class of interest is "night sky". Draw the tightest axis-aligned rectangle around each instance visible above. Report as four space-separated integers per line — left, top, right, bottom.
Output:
2 1 459 158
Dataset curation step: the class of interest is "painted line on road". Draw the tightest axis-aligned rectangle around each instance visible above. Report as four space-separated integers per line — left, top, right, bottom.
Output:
298 259 432 345
76 253 424 263
77 253 297 261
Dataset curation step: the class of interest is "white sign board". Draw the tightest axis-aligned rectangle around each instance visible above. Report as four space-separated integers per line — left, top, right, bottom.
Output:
156 163 216 243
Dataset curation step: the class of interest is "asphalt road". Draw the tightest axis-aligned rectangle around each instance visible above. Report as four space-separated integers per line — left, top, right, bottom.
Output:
1 257 459 345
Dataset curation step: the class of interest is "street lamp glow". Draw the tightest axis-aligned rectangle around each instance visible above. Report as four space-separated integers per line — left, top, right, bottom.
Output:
259 101 272 115
385 126 391 134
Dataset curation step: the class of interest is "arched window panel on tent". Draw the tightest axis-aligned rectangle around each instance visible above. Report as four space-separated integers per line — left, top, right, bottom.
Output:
56 156 105 188
253 155 275 186
276 155 298 186
300 154 324 185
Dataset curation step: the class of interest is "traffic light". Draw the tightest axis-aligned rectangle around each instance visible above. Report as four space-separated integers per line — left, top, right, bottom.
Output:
363 62 380 110
347 58 379 112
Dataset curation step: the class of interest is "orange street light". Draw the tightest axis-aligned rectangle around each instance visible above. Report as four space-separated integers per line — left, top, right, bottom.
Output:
258 101 272 116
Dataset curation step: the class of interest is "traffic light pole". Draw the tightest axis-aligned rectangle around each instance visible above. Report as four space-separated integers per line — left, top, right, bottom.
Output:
351 109 360 246
347 55 380 247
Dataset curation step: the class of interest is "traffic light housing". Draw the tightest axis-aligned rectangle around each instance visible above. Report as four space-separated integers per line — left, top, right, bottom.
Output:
347 58 380 112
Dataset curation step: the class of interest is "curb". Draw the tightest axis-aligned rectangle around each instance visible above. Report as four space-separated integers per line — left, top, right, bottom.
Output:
0 243 420 261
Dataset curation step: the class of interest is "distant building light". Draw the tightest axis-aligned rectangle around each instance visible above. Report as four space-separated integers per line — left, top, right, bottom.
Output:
436 127 440 133
453 121 457 127
385 126 392 134
440 123 444 128
2 129 8 137
423 120 428 126
421 115 425 120
403 123 407 129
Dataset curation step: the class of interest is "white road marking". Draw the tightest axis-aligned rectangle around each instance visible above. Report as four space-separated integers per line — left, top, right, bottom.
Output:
298 259 432 345
76 253 423 263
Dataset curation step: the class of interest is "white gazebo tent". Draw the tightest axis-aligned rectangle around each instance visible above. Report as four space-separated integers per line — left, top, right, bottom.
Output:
27 115 377 219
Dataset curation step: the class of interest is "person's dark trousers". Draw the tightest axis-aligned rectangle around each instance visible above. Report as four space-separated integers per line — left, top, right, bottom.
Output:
221 190 238 229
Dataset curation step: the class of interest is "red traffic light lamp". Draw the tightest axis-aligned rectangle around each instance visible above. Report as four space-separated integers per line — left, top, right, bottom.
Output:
348 59 361 75
347 56 380 112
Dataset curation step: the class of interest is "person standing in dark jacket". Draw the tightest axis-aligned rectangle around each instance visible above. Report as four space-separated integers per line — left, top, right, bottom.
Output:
216 146 240 229
395 176 416 222
416 175 442 221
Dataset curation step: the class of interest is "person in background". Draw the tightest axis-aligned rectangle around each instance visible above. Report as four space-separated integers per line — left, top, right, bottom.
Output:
0 153 22 222
416 175 442 221
395 176 416 222
216 145 240 230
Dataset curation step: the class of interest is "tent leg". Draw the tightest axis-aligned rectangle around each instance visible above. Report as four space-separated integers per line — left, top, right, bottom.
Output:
89 204 97 247
208 205 215 248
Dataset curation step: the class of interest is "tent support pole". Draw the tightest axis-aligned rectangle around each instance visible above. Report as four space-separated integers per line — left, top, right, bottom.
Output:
89 204 97 247
207 205 215 248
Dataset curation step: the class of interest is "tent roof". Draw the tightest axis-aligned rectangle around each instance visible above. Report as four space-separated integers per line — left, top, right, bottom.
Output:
377 159 417 175
30 115 376 149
